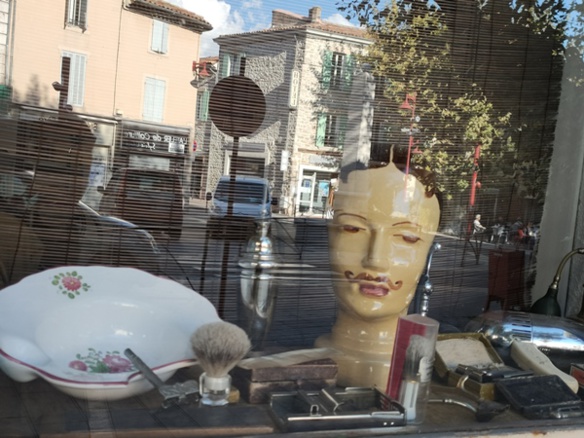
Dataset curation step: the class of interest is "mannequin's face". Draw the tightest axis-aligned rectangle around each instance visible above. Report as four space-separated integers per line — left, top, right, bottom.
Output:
329 163 440 321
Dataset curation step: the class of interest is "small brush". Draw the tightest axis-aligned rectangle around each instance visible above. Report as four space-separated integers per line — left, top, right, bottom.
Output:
191 321 251 406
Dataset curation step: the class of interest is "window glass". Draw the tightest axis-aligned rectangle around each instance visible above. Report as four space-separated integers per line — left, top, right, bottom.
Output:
2 0 584 436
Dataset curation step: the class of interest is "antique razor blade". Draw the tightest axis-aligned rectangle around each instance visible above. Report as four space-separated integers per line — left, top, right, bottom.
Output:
124 348 199 408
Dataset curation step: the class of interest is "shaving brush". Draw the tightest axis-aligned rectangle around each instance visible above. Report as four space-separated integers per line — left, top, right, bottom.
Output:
191 321 251 406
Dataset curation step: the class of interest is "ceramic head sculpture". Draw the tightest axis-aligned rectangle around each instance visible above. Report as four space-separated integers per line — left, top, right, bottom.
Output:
316 162 440 388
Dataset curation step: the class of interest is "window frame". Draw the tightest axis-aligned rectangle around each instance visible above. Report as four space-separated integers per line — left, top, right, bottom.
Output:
65 0 88 30
142 77 166 123
316 112 347 149
151 20 169 55
322 51 354 91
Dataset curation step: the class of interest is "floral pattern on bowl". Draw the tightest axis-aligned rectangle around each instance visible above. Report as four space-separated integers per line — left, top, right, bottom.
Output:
0 266 221 401
52 271 91 299
69 349 136 374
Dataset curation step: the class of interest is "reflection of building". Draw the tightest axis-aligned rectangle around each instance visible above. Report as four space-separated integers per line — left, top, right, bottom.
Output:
194 7 371 216
1 0 211 207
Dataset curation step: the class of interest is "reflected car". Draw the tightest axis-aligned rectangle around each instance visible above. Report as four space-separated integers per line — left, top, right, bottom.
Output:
98 167 184 241
0 169 162 285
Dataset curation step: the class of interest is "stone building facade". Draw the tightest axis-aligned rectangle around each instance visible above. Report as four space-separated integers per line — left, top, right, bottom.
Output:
194 7 371 216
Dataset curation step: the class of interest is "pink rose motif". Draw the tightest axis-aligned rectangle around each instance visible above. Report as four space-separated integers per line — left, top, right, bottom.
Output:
103 355 134 373
69 360 88 371
62 276 82 291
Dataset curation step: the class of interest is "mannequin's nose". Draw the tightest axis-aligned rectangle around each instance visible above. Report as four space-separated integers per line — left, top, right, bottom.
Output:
362 229 390 269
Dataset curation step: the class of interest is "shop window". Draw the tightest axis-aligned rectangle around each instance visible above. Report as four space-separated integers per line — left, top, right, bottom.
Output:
316 113 347 149
151 20 169 54
143 77 166 122
321 51 354 91
61 51 86 107
65 0 88 30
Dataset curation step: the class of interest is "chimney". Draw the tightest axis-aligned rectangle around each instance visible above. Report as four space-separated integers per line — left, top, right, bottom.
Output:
309 6 321 23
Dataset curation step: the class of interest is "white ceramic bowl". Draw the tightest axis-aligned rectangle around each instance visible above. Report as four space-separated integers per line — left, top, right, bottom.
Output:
0 266 220 400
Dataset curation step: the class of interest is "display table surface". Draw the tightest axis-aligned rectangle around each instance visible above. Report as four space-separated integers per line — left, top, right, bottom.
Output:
2 365 584 437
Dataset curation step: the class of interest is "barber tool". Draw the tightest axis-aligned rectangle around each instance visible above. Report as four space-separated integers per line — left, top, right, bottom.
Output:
510 339 579 393
454 364 532 383
124 348 199 408
191 321 251 406
269 387 405 432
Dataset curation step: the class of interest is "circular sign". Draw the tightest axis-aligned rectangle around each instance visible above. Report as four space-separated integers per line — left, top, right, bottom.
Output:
208 76 266 138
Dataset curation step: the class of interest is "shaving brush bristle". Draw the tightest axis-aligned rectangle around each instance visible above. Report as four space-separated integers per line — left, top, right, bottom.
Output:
191 321 251 378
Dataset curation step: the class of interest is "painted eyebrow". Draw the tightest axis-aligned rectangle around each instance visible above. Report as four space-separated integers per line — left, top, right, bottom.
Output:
336 215 422 230
336 213 367 221
392 221 422 228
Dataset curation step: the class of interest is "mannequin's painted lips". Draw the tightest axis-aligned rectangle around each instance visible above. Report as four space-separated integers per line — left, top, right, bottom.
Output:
344 271 402 298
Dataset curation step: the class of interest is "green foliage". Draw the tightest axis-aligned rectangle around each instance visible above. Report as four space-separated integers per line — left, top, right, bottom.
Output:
340 0 516 200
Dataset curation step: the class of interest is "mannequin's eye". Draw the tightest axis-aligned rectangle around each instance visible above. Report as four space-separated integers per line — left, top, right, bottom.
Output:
395 233 421 243
342 225 362 233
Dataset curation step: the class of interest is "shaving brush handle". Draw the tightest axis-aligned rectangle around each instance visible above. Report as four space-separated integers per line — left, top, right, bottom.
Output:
202 374 231 391
199 372 231 406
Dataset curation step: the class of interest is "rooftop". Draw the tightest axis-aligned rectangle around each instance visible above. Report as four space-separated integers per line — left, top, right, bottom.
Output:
215 6 368 43
126 0 213 33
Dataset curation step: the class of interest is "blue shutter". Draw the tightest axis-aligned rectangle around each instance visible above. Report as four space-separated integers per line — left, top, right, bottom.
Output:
321 51 332 91
316 113 327 147
343 55 354 90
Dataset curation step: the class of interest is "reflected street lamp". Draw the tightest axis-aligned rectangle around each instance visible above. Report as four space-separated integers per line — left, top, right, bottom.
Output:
400 93 418 178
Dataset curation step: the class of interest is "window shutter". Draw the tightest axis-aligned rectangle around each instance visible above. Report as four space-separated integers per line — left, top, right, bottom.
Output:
67 0 75 24
161 22 169 53
152 20 168 53
321 51 332 91
80 0 88 30
316 113 327 147
143 78 165 122
198 90 209 121
63 51 86 107
343 55 354 90
220 54 231 79
337 114 348 149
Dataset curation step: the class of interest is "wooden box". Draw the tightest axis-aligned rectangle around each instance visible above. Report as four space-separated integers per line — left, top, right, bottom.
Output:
232 358 338 404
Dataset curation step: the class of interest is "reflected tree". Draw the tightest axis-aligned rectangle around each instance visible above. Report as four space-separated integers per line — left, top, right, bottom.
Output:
336 0 566 222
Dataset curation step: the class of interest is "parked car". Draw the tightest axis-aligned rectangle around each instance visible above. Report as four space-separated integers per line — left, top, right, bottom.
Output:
98 167 184 240
0 169 162 287
206 175 273 238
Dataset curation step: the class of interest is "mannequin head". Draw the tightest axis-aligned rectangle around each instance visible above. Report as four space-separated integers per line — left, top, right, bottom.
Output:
328 162 440 323
316 162 440 388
